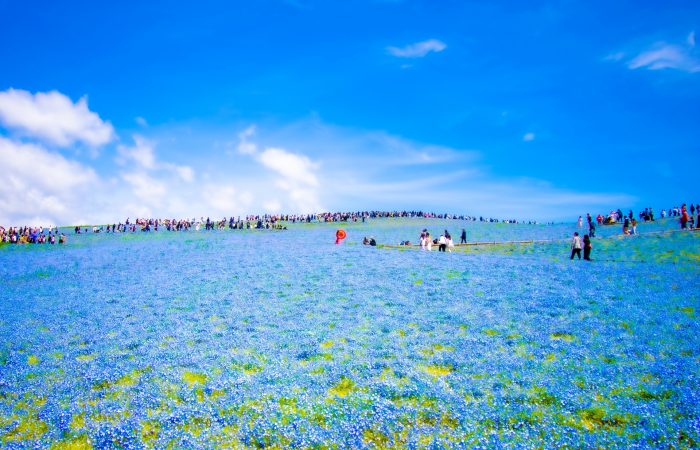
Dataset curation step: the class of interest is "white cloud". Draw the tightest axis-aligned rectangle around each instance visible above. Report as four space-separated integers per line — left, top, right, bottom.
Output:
263 200 282 213
523 132 535 142
135 116 148 127
258 148 320 187
202 184 253 215
362 132 467 165
169 164 194 182
626 41 700 73
117 134 194 182
236 127 324 212
604 52 625 62
237 125 258 155
258 148 323 212
689 31 696 48
0 88 114 147
387 39 446 58
117 135 157 169
0 137 98 226
121 171 167 204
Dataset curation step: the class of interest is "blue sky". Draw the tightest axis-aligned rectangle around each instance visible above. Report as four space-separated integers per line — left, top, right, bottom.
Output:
0 0 698 225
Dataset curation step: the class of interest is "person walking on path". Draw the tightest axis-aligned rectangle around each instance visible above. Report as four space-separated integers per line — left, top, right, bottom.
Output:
460 229 467 244
583 234 592 261
570 232 582 260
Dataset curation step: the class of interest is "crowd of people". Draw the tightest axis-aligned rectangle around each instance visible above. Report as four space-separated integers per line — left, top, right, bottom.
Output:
581 202 699 237
2 203 696 248
568 202 698 262
586 203 700 229
0 226 66 245
72 216 289 235
1 209 529 246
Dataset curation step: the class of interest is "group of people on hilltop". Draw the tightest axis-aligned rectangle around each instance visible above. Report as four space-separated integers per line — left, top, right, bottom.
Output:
571 201 697 261
72 216 288 235
1 208 535 245
1 226 65 245
591 208 655 225
585 202 699 232
662 204 699 220
678 204 698 230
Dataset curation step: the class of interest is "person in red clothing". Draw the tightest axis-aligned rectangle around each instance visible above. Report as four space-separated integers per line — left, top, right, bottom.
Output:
680 204 689 229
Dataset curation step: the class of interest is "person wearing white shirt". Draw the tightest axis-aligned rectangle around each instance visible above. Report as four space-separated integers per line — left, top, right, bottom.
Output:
570 232 582 260
438 234 447 252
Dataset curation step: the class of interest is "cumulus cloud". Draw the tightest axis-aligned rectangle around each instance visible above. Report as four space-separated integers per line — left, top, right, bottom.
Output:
0 88 114 147
0 137 98 225
117 135 157 169
121 171 167 204
258 148 319 187
202 184 253 215
236 126 323 212
387 39 446 58
117 135 194 182
261 147 323 212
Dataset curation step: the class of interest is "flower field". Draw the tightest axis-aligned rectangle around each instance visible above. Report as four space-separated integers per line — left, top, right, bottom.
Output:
0 219 698 448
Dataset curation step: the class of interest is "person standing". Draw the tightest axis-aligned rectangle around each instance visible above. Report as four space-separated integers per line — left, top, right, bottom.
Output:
570 232 582 260
588 219 596 238
577 216 583 228
438 234 447 252
460 229 467 244
680 204 689 229
583 234 592 261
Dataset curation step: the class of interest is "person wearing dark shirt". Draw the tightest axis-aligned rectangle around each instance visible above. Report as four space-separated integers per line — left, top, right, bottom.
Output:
583 234 592 261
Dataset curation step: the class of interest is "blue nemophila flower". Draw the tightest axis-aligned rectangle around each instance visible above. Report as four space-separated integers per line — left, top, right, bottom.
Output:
0 219 697 448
